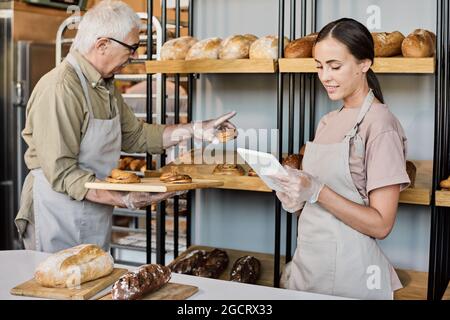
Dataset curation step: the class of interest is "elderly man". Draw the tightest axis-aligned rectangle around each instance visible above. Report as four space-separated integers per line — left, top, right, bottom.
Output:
15 0 236 253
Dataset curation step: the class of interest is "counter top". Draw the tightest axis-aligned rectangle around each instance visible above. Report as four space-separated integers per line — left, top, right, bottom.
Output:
0 250 350 300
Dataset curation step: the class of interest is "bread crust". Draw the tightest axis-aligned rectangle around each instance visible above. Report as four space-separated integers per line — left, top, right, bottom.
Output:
107 169 141 183
402 29 436 57
161 36 198 60
284 33 318 58
185 37 222 60
213 164 245 176
372 31 405 57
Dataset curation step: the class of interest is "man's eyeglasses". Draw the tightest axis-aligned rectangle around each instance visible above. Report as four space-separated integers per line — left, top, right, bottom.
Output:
106 37 140 55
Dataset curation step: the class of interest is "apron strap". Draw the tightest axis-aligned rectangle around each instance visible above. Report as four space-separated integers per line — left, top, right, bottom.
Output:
344 89 375 139
66 53 95 116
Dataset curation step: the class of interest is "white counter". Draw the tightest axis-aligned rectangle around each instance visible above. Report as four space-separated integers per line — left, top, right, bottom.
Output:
0 250 350 300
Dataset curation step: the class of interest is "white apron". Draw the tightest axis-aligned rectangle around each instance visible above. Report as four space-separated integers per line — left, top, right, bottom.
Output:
288 90 399 299
32 53 121 253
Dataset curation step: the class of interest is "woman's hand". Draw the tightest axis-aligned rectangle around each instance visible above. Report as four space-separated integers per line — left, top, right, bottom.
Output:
272 166 325 212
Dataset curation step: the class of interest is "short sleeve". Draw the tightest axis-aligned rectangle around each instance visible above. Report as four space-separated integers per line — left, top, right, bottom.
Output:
366 130 411 193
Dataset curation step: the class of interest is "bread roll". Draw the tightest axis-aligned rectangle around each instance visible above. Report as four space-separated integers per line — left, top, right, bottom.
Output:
440 176 450 190
107 169 141 183
168 249 208 274
129 159 146 171
213 164 245 176
219 34 258 59
282 154 302 169
243 34 258 43
34 244 114 288
372 31 405 57
402 29 436 57
284 33 318 58
161 36 198 60
185 37 222 60
111 264 171 300
249 35 290 59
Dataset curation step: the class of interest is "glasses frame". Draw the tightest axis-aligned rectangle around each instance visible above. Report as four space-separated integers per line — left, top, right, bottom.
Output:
105 37 140 55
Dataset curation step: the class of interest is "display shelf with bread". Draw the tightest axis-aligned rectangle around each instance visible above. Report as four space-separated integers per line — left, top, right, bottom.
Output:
168 245 283 288
279 57 435 74
435 176 450 207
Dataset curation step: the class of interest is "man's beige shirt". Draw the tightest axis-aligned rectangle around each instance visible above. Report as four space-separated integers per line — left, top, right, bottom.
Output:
15 50 165 235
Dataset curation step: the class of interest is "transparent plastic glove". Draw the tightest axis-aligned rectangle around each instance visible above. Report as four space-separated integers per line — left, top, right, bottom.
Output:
192 111 237 143
273 166 325 209
121 190 187 210
275 190 305 213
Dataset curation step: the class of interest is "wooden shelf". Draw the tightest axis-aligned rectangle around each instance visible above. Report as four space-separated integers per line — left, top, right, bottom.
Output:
169 245 284 287
279 57 435 74
399 160 432 205
145 59 277 74
435 190 450 207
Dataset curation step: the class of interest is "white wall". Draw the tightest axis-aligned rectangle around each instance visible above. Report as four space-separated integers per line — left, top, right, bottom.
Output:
190 0 436 272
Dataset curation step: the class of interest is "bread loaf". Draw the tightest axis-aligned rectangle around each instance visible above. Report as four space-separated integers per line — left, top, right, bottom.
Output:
168 249 208 274
219 34 258 59
111 264 171 300
185 37 222 60
192 249 229 279
282 154 302 169
372 31 405 57
230 255 261 284
284 33 318 58
249 35 290 59
34 244 114 288
213 164 245 176
402 29 436 57
440 176 450 190
161 36 198 60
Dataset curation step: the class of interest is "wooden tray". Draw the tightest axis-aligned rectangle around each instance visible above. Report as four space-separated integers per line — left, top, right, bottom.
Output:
99 282 198 300
85 177 223 192
10 268 128 300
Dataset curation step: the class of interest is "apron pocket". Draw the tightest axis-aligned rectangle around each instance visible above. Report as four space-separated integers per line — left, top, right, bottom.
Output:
296 239 337 295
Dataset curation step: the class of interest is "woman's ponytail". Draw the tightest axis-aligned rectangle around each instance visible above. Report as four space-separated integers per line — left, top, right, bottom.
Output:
367 68 384 103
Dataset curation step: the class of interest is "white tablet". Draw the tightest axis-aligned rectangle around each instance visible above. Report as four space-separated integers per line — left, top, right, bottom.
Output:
237 148 288 192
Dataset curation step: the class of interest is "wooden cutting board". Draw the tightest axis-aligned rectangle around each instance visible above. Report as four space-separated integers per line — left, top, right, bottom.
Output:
85 178 223 192
10 268 128 300
99 282 198 300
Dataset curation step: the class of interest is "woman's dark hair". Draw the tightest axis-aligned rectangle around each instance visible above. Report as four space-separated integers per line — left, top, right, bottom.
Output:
315 18 384 103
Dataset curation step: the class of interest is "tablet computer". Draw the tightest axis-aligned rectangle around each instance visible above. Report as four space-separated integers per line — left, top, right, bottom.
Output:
237 148 288 192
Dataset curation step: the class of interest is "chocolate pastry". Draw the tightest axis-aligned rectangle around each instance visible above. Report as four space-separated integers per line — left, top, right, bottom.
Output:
111 264 171 300
282 154 302 169
168 249 208 274
229 255 261 284
192 249 229 279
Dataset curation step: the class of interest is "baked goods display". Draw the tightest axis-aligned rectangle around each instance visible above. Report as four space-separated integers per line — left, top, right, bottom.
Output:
440 176 450 190
284 32 318 58
192 249 229 279
185 37 223 60
168 248 229 279
111 264 171 300
402 29 436 57
106 169 141 184
229 255 261 284
34 244 114 288
215 127 237 143
249 35 290 59
372 31 405 57
406 160 417 188
213 164 245 176
219 34 258 59
160 36 198 60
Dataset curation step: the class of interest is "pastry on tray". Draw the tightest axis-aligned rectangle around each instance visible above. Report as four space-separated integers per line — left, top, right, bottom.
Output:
229 255 261 284
159 168 192 184
213 164 245 176
106 169 141 184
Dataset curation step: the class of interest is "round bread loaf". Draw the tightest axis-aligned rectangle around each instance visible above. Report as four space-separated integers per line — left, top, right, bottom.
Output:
185 37 222 60
372 31 405 57
161 36 198 60
402 29 436 57
284 33 318 58
249 35 290 59
219 34 258 59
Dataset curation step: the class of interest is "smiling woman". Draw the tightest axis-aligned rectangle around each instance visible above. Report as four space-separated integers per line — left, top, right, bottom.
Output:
275 18 410 300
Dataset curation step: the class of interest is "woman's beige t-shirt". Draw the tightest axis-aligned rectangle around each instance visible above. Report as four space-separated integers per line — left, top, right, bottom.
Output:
313 103 410 204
